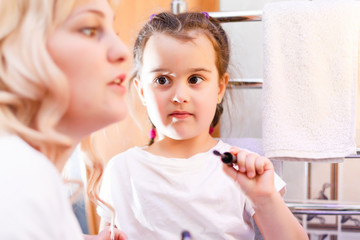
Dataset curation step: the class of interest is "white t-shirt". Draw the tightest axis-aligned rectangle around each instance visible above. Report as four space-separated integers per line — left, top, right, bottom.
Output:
0 134 83 240
97 140 286 240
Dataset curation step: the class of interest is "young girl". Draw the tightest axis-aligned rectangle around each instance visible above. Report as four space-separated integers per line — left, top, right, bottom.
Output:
98 12 308 240
0 0 128 239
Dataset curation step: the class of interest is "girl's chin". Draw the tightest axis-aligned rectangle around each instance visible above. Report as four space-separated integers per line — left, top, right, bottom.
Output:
168 133 197 141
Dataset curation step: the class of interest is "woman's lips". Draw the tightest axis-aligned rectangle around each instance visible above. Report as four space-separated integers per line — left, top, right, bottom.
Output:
109 74 126 94
110 73 126 85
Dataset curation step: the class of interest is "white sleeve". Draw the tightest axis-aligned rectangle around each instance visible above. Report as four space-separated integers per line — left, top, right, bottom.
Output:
0 158 83 240
244 197 256 217
274 172 286 192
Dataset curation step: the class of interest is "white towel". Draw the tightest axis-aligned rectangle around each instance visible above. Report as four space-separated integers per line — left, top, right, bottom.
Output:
262 0 360 162
356 29 360 148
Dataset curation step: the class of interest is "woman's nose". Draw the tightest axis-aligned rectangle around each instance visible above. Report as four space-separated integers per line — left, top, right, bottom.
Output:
107 32 130 63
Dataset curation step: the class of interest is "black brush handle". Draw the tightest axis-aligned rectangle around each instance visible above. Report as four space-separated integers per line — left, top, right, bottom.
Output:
213 150 237 166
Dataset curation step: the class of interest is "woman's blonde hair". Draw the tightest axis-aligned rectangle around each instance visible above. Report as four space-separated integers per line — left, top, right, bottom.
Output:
0 0 118 214
0 0 76 161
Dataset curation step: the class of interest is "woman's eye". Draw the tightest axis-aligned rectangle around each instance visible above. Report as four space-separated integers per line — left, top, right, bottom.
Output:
188 76 204 85
80 27 99 37
155 76 170 85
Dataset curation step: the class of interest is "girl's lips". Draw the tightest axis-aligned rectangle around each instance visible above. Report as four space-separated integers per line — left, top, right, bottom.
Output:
170 111 193 119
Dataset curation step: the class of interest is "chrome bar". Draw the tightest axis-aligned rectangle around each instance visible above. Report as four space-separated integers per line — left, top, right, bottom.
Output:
346 149 360 158
228 78 263 89
286 201 360 215
171 0 187 14
208 10 262 23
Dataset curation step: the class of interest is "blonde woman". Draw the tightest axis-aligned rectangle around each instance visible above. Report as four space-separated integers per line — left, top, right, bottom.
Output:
0 0 129 239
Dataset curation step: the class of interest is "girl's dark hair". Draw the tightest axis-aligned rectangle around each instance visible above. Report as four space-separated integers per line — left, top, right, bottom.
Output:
130 12 230 144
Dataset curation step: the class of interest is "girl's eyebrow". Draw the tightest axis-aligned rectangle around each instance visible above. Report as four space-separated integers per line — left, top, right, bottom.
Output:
150 68 171 73
190 67 211 73
150 68 211 73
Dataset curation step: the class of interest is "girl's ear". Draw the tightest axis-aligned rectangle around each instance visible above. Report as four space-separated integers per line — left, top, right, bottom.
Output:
218 72 229 101
133 78 146 105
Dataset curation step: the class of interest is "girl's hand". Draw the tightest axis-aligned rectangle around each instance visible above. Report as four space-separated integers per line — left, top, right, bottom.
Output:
221 147 276 202
84 227 128 240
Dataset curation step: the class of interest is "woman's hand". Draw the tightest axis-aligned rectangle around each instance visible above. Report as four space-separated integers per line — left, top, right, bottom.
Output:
83 227 128 240
221 147 276 202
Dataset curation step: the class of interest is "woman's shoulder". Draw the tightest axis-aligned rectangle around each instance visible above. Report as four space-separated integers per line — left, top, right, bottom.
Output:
0 135 83 240
0 134 65 196
0 134 57 178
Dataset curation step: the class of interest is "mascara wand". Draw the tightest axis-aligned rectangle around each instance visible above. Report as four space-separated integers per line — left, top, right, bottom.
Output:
181 230 192 240
213 150 237 166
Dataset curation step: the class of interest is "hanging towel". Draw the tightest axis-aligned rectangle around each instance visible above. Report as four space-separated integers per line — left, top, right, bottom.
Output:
356 30 360 149
262 0 360 162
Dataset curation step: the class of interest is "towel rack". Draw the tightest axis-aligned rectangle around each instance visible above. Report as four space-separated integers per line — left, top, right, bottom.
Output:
208 10 262 23
208 11 264 88
287 201 360 215
228 78 263 89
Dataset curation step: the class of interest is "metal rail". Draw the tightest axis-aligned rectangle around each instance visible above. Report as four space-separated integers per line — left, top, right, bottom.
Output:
287 201 360 215
208 10 262 23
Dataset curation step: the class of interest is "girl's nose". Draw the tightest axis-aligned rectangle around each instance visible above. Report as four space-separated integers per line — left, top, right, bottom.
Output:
172 84 190 103
107 32 130 63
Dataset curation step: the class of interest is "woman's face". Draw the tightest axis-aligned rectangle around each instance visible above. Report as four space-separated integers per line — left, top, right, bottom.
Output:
47 0 129 140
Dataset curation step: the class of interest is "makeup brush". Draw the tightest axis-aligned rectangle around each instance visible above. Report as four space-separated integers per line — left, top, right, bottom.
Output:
181 230 192 240
213 150 237 166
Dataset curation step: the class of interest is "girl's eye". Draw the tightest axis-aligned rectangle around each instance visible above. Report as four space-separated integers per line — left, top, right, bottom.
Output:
188 76 204 85
155 76 170 85
80 27 99 37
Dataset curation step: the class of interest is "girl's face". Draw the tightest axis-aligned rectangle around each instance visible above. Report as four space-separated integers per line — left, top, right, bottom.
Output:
135 31 228 141
47 0 129 140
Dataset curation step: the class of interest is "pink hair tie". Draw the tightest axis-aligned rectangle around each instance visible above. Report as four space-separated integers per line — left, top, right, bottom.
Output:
209 126 214 134
150 13 157 20
149 128 157 139
201 11 209 19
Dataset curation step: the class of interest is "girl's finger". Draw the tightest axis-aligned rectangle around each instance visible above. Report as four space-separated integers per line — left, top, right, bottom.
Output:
245 153 257 178
254 156 266 175
115 230 128 240
231 148 247 172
